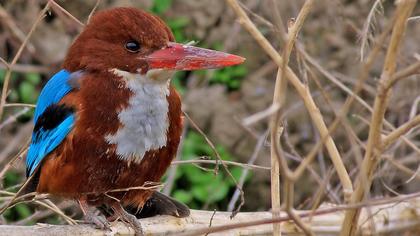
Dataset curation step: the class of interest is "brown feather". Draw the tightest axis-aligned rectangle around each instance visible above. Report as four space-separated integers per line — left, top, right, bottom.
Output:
36 71 182 210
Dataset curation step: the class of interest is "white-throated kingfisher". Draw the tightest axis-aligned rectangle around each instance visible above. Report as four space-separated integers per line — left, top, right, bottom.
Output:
17 7 244 235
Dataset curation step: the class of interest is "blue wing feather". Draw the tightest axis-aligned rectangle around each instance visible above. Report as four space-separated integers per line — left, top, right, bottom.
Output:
26 115 75 176
33 69 72 122
26 69 77 177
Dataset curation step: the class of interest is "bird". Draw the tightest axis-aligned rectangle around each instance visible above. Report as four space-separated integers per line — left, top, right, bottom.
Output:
14 7 244 235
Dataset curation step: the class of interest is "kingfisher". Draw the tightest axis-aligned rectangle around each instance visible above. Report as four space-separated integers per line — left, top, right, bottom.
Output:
13 7 244 235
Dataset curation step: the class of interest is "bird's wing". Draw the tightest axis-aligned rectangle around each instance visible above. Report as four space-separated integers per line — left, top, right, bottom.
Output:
26 69 80 177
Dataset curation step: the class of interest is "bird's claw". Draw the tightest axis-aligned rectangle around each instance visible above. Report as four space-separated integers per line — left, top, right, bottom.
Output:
85 213 111 230
123 213 144 236
79 199 111 231
112 203 144 236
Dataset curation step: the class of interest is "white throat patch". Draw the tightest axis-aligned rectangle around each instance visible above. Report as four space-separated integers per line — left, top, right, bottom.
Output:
106 69 171 163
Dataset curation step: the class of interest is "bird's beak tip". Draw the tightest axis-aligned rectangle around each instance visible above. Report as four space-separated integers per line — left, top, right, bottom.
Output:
146 42 246 71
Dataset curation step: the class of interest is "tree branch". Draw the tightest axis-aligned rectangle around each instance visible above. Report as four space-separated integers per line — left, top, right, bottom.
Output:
1 195 420 236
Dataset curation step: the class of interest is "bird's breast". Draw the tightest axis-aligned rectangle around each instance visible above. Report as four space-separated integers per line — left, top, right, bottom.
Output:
105 70 170 163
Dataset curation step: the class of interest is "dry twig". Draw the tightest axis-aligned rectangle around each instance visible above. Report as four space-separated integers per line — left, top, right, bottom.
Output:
224 0 353 202
0 3 50 120
341 1 417 235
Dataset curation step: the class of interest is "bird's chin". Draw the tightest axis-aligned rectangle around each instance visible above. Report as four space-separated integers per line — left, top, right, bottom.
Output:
145 68 175 83
110 68 174 84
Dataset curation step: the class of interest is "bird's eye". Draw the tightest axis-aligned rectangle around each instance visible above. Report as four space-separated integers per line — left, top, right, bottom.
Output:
125 40 140 52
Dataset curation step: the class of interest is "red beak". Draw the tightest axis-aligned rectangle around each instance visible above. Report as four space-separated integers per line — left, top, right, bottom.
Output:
146 42 245 70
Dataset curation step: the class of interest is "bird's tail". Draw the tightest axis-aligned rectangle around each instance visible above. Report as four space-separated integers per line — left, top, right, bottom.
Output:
98 191 190 219
134 191 190 218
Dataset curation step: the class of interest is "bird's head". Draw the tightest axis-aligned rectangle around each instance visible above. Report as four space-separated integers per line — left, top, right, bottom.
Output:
63 7 245 81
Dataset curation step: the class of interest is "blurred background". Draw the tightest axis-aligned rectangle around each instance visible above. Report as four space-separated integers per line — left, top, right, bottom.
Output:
0 0 419 225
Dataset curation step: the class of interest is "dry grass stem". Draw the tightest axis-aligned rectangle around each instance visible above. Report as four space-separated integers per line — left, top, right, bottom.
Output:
382 114 420 149
49 0 84 27
36 199 77 225
360 0 383 61
87 0 102 23
340 1 417 235
0 64 51 74
0 6 35 53
225 0 353 201
302 47 420 156
287 4 398 205
172 159 270 170
0 143 29 180
242 103 280 126
3 103 36 108
0 107 30 130
271 1 315 235
388 59 420 87
383 156 420 182
228 130 267 212
0 3 50 120
104 182 163 193
184 111 244 217
14 202 74 225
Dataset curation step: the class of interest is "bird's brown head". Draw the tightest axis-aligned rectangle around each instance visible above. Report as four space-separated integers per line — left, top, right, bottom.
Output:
63 7 245 77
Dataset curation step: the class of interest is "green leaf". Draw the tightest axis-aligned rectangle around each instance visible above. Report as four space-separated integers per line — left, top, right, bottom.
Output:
15 204 32 218
0 69 5 83
18 81 38 104
4 171 21 187
183 165 214 184
231 167 243 180
46 216 61 224
167 17 189 29
208 180 229 202
229 80 241 89
3 208 12 221
210 63 247 90
173 190 192 204
227 167 243 186
234 65 247 76
151 0 172 14
193 171 215 184
216 146 233 161
191 185 208 202
212 42 223 51
173 31 186 43
176 129 243 206
25 72 41 85
0 71 18 84
191 175 229 203
174 167 183 180
181 131 215 158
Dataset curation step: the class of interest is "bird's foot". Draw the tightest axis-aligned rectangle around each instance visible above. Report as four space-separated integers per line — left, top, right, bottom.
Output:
112 203 144 236
85 212 111 230
122 211 144 236
106 214 119 222
79 199 111 230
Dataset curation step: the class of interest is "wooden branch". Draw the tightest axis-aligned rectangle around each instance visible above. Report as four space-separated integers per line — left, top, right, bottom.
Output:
1 196 420 236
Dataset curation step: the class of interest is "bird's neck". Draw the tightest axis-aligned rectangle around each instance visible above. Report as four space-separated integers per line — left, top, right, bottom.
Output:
105 69 171 163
